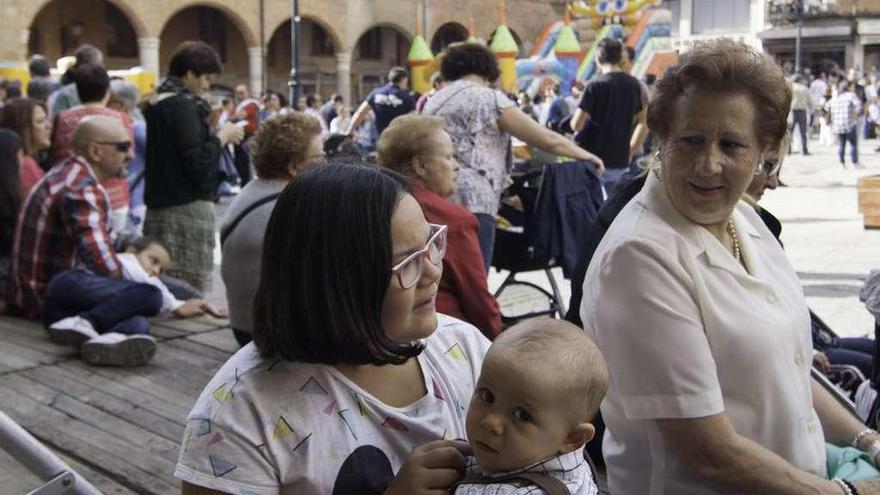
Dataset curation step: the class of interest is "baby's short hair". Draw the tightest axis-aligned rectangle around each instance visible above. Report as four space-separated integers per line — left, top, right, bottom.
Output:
494 318 609 421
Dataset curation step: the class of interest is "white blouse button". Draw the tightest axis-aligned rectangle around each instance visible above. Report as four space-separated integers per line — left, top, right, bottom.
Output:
794 353 803 365
766 292 777 304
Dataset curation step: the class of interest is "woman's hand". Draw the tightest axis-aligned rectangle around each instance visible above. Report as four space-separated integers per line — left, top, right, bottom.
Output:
173 300 228 319
813 352 832 374
383 440 471 495
583 152 605 176
852 480 880 494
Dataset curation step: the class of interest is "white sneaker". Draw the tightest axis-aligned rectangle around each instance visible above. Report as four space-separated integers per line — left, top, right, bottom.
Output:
80 333 157 367
47 316 100 347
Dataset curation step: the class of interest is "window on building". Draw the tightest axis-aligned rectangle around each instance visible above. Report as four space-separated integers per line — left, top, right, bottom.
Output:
358 28 383 60
693 0 751 34
28 27 41 56
105 3 137 58
663 0 682 35
311 23 335 57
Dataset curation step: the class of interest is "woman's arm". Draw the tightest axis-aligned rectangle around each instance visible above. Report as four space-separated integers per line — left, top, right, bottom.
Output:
812 376 880 453
498 107 605 174
656 413 842 495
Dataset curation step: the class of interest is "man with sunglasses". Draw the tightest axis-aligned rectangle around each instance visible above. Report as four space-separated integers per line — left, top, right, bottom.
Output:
8 116 158 367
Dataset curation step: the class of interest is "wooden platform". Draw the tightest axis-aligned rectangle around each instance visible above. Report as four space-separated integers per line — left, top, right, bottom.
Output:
0 314 236 495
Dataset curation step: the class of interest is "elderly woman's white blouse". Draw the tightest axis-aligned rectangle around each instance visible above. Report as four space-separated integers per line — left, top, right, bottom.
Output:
580 174 826 495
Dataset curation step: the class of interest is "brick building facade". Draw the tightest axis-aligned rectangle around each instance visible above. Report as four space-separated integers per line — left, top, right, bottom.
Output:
3 0 567 103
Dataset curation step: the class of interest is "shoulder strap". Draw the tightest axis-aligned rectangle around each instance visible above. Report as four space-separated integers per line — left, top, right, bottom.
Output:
219 192 281 247
454 471 570 495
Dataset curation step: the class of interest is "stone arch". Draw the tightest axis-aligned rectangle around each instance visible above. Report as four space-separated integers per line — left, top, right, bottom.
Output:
431 22 469 54
26 0 144 67
26 0 147 40
266 15 342 54
157 1 257 47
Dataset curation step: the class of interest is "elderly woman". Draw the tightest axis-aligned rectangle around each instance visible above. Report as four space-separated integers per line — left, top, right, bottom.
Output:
378 114 502 339
178 164 488 494
580 40 880 494
220 112 323 347
423 42 604 270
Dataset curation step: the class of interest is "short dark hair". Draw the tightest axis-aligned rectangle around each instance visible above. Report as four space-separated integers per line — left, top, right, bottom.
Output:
28 55 51 77
27 79 53 103
119 236 164 253
597 38 624 66
331 93 343 103
73 64 110 104
440 42 501 83
625 46 636 64
388 67 409 84
252 164 423 365
305 94 318 107
168 41 223 78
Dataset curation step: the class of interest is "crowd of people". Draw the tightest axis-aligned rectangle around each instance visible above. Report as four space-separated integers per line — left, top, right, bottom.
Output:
2 34 880 495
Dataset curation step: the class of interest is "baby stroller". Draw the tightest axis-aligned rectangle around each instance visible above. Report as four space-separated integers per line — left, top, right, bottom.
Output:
491 161 603 326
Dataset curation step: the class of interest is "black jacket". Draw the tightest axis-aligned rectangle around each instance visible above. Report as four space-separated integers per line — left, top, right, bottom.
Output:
144 93 221 208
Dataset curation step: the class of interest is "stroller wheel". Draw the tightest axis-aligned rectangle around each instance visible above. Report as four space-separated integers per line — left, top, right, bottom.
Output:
495 281 559 327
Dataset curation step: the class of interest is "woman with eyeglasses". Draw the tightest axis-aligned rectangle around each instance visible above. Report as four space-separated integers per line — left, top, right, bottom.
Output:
220 112 324 347
178 164 488 495
580 40 880 494
377 114 502 339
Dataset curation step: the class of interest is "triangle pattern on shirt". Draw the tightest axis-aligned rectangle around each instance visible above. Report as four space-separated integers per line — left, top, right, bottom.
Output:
300 376 329 395
209 455 237 478
212 383 233 402
192 418 211 437
274 416 295 440
445 342 467 361
323 399 338 415
382 417 409 432
339 409 358 441
432 380 446 401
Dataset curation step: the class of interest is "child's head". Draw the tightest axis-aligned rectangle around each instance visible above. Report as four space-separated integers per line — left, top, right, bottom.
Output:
123 237 171 277
465 318 609 474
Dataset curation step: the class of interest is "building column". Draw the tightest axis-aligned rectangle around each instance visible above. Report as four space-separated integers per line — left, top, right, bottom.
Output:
248 46 264 96
679 0 693 38
852 36 865 70
336 52 352 104
138 37 160 77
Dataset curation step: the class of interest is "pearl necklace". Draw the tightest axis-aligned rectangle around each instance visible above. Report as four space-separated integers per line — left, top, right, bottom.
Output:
727 218 742 263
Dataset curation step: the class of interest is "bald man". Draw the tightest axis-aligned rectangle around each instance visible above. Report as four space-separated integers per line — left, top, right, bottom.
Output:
8 116 160 366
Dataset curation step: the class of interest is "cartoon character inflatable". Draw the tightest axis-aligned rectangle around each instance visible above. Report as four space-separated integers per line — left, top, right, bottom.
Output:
569 0 663 30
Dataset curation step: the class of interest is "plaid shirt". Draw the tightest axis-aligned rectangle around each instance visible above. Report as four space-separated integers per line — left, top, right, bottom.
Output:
829 91 860 134
8 155 121 318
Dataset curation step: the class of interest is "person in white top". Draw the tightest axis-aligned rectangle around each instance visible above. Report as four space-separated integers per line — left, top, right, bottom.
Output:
177 164 490 495
580 39 880 495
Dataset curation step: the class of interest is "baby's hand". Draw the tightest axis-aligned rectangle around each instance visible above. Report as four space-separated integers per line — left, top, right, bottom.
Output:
383 440 471 495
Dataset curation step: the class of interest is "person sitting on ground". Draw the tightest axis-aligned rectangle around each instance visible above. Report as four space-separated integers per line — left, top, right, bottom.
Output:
177 164 489 494
454 318 608 494
422 42 604 270
0 98 50 191
49 63 133 233
378 113 502 339
220 112 324 347
44 235 226 366
0 130 23 302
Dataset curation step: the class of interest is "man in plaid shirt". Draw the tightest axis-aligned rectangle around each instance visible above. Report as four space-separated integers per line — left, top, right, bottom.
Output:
8 116 159 365
828 80 863 168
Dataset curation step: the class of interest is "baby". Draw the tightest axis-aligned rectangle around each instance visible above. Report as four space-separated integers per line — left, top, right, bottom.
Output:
455 318 609 495
118 237 225 318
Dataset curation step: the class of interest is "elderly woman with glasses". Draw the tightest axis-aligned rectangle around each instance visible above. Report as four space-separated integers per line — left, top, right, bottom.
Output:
178 164 489 495
580 39 880 494
220 112 323 347
378 114 502 339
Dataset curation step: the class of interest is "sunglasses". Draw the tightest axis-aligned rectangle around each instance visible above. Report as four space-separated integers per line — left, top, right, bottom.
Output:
390 224 447 289
97 141 133 153
760 159 781 178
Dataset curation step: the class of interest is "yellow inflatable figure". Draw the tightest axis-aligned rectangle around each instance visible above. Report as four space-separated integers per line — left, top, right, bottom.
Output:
569 0 662 30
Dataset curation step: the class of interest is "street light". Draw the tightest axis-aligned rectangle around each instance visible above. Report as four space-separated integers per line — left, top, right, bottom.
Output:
288 0 301 108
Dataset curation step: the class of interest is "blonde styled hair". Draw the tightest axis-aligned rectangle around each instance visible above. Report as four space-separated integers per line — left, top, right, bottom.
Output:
376 114 445 179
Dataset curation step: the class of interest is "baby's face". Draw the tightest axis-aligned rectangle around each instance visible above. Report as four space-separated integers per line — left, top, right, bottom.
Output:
465 346 575 474
135 243 170 277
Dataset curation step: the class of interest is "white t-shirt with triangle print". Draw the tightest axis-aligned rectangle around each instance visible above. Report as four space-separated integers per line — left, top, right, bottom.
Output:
175 315 490 495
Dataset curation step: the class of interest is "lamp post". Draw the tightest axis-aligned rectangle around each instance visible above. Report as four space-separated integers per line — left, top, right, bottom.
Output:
795 0 804 73
288 0 301 108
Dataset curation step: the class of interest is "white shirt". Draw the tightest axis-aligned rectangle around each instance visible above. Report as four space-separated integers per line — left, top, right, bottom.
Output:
580 174 826 495
175 315 490 495
117 253 184 314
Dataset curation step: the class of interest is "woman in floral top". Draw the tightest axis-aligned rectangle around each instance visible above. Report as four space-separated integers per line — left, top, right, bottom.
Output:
423 43 604 270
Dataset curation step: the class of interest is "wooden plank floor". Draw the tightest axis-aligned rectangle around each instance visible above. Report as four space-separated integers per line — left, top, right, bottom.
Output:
0 314 610 495
0 314 234 495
